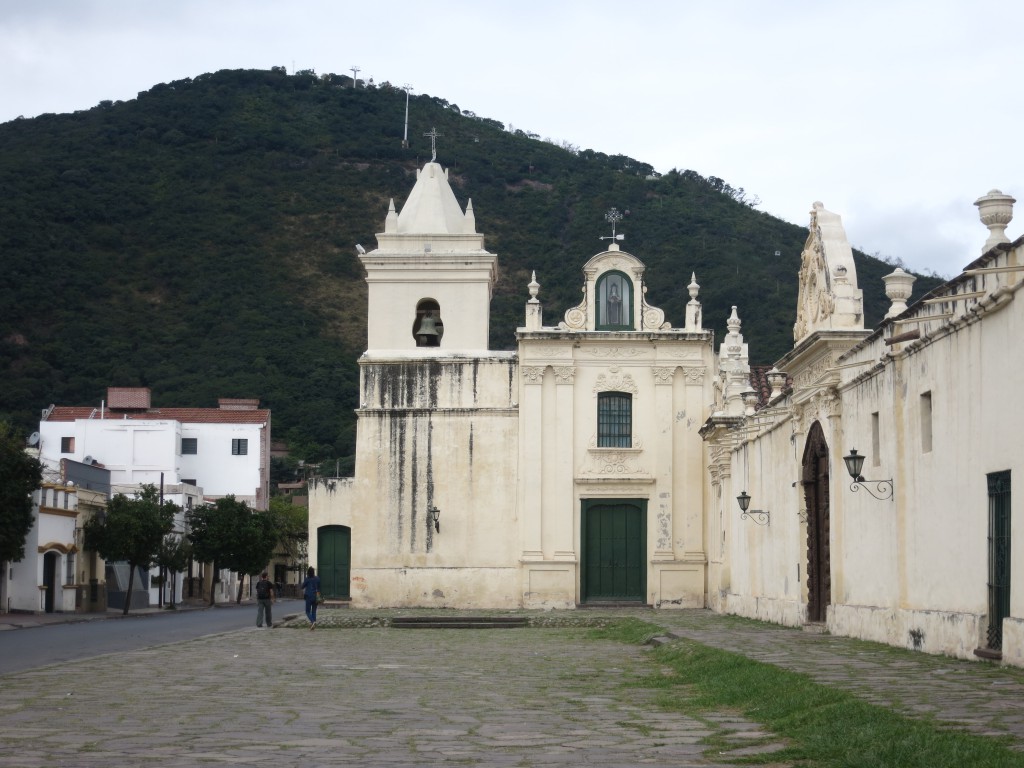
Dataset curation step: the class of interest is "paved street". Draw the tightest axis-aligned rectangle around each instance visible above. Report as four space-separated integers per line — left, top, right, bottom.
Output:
1 608 1023 766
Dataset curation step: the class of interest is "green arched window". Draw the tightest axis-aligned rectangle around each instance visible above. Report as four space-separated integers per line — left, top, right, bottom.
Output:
596 271 633 330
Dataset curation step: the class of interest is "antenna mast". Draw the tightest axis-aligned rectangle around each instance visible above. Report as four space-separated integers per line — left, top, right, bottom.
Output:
350 65 361 88
402 84 413 148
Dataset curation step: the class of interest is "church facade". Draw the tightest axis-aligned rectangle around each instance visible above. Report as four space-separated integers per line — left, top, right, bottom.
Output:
308 165 1024 667
308 160 716 609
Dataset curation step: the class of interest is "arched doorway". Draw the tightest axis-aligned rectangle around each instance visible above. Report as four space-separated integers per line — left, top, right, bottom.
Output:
801 422 831 623
317 525 351 600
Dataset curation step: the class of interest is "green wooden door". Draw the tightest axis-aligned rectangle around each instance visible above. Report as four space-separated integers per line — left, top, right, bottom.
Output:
317 526 351 599
581 500 646 602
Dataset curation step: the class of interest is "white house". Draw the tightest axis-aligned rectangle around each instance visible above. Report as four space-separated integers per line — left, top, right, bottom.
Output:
31 387 271 609
1 465 108 614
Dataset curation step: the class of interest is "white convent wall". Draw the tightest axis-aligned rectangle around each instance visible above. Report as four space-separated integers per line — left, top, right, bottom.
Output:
716 249 1024 663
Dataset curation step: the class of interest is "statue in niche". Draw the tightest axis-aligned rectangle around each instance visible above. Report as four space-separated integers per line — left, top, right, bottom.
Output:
607 282 622 325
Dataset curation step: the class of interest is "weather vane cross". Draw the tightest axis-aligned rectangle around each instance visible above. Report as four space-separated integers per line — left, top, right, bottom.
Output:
423 126 443 162
600 207 625 244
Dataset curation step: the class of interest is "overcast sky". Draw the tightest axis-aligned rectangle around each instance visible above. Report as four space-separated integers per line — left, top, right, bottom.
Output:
3 0 1021 279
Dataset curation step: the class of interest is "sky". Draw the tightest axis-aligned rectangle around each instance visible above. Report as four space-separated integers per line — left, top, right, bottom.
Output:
3 0 1022 279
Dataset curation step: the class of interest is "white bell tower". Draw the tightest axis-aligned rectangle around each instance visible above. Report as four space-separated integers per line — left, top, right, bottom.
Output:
359 160 498 352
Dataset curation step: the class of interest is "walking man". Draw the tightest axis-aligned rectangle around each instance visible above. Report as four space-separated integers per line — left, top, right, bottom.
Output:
255 571 275 628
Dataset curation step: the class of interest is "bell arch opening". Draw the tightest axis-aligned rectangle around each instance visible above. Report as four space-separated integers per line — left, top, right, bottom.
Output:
412 299 444 347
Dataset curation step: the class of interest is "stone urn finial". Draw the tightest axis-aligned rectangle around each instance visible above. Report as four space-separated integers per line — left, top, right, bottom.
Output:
882 268 917 318
767 367 787 400
974 189 1015 254
528 271 540 303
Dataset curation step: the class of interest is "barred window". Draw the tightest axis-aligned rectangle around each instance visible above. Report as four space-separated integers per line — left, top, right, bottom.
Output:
231 439 248 456
181 437 198 455
597 392 632 448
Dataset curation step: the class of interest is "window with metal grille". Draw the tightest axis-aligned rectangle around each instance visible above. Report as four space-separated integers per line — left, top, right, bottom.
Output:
181 437 198 455
597 392 632 448
231 439 248 456
986 471 1011 651
60 436 75 454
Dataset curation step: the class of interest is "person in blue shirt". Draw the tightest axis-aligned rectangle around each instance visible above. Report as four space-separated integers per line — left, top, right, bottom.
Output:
300 566 321 629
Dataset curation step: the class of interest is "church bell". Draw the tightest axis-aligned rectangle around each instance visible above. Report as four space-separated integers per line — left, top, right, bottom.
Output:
416 312 440 347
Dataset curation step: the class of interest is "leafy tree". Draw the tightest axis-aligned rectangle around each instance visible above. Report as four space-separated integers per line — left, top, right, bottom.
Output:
82 484 178 615
156 533 191 609
0 421 43 566
187 496 278 605
270 495 308 569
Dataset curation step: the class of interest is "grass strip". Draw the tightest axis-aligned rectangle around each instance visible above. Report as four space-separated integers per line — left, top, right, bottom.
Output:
591 619 1024 767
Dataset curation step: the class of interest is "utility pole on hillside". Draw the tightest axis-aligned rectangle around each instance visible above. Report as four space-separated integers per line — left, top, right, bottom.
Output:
350 65 361 88
402 84 413 148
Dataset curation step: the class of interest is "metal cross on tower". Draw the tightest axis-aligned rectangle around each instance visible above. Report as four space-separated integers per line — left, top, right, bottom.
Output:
600 207 625 244
424 127 443 162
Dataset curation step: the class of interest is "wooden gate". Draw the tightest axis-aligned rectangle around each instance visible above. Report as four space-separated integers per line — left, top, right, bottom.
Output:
802 422 831 623
581 500 646 603
317 525 351 600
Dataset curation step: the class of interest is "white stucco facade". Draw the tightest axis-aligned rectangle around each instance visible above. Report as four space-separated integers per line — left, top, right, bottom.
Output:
310 160 1024 667
309 162 716 609
703 194 1024 666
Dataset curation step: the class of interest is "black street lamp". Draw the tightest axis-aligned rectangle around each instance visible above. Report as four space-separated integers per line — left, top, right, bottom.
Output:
843 449 894 501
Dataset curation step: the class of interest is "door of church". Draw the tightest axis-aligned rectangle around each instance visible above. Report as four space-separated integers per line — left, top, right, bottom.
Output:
317 525 351 600
802 423 831 623
581 500 646 603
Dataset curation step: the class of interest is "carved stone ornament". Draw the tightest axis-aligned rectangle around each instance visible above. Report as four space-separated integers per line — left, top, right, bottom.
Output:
593 366 639 395
651 366 675 384
529 345 572 359
585 347 645 358
522 366 545 384
793 352 835 390
641 303 669 330
794 203 834 341
789 404 805 436
584 447 645 475
682 366 706 383
552 366 575 384
563 296 587 330
813 388 841 419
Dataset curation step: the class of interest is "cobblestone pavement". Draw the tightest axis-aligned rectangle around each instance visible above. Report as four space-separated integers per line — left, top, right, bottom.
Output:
2 607 1024 766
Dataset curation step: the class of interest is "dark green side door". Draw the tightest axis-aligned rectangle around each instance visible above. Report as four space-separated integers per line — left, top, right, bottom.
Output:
317 525 351 599
581 500 646 602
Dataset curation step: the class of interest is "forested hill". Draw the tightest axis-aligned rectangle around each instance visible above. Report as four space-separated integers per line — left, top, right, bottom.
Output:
0 67 940 471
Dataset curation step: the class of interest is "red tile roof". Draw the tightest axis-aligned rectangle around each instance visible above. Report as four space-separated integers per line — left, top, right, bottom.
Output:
45 406 269 424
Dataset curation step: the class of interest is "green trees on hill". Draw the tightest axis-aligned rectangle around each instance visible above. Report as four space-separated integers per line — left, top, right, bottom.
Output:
0 68 942 471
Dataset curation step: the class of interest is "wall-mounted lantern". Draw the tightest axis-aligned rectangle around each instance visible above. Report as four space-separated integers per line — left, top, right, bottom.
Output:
737 491 770 526
427 506 441 533
843 449 894 501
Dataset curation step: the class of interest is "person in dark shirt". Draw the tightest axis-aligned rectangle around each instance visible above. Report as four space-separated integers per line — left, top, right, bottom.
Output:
255 571 275 628
300 566 321 630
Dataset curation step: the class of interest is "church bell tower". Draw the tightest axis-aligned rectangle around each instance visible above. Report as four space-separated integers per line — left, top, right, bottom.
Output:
359 160 498 352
